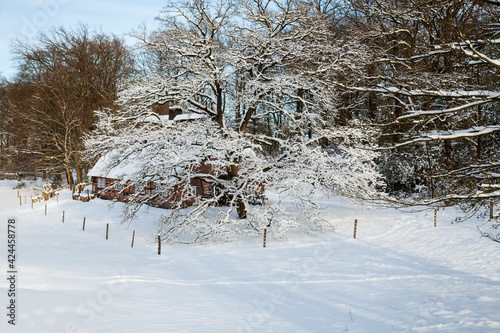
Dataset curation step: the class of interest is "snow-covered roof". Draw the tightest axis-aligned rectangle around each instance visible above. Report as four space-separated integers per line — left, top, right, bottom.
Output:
88 112 206 180
88 150 142 179
88 150 188 183
142 113 205 123
173 113 204 121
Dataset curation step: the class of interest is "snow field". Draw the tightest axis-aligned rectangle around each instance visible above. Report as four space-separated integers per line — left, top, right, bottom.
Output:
0 180 499 332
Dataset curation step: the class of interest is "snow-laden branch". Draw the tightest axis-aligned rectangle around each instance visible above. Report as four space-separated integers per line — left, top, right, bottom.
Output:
331 80 500 100
378 126 500 150
454 40 500 68
395 95 500 121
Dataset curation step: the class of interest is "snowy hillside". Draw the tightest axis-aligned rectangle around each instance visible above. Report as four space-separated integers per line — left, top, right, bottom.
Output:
1 180 499 332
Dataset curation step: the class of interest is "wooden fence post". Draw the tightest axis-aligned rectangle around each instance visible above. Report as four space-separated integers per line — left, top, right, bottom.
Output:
158 235 161 255
263 227 267 248
62 211 65 223
434 209 437 227
82 217 86 231
106 223 109 240
490 201 494 220
131 230 135 248
20 196 22 206
45 204 47 216
353 219 358 239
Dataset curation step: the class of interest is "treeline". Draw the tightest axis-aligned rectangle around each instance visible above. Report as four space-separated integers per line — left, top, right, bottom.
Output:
0 24 134 185
1 0 499 207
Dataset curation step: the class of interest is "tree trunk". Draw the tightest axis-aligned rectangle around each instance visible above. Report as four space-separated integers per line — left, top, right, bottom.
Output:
477 136 482 160
239 106 255 133
477 105 482 159
65 169 74 188
76 167 84 184
227 163 247 219
215 83 224 128
236 197 247 219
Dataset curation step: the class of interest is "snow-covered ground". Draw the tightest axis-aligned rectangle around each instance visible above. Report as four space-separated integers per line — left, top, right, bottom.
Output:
1 180 499 333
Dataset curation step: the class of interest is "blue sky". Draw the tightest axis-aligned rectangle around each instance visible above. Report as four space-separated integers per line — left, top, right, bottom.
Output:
0 0 167 80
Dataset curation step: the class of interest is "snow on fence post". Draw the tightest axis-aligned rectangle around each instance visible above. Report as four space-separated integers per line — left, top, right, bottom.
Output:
83 217 86 231
131 230 135 248
353 219 358 239
263 227 267 248
158 235 161 255
434 209 437 227
106 223 109 240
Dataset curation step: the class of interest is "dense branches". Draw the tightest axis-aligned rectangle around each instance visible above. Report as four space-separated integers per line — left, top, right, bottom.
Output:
336 0 500 210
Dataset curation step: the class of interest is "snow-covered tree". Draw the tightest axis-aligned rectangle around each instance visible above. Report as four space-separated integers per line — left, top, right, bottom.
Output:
86 0 383 243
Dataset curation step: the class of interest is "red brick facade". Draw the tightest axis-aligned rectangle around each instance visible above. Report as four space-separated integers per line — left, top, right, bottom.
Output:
91 160 219 208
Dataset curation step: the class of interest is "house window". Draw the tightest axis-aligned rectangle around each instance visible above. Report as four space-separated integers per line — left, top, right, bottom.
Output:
134 182 145 195
97 178 106 189
115 182 125 192
156 184 169 194
187 185 197 198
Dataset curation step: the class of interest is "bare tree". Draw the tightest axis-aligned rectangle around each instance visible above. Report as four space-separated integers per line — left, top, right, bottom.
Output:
10 24 134 185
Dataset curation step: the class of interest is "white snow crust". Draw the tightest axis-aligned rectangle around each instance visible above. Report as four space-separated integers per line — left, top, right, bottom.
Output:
1 180 499 332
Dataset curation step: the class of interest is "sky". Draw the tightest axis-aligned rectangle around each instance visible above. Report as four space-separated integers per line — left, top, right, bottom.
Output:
0 0 167 80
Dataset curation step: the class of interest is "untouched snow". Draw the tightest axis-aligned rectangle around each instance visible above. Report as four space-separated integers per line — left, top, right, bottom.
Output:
1 180 499 332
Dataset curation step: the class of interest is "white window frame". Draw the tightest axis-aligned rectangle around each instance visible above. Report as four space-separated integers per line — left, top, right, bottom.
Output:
97 178 106 189
134 182 146 195
156 184 169 194
115 182 125 192
187 185 197 198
